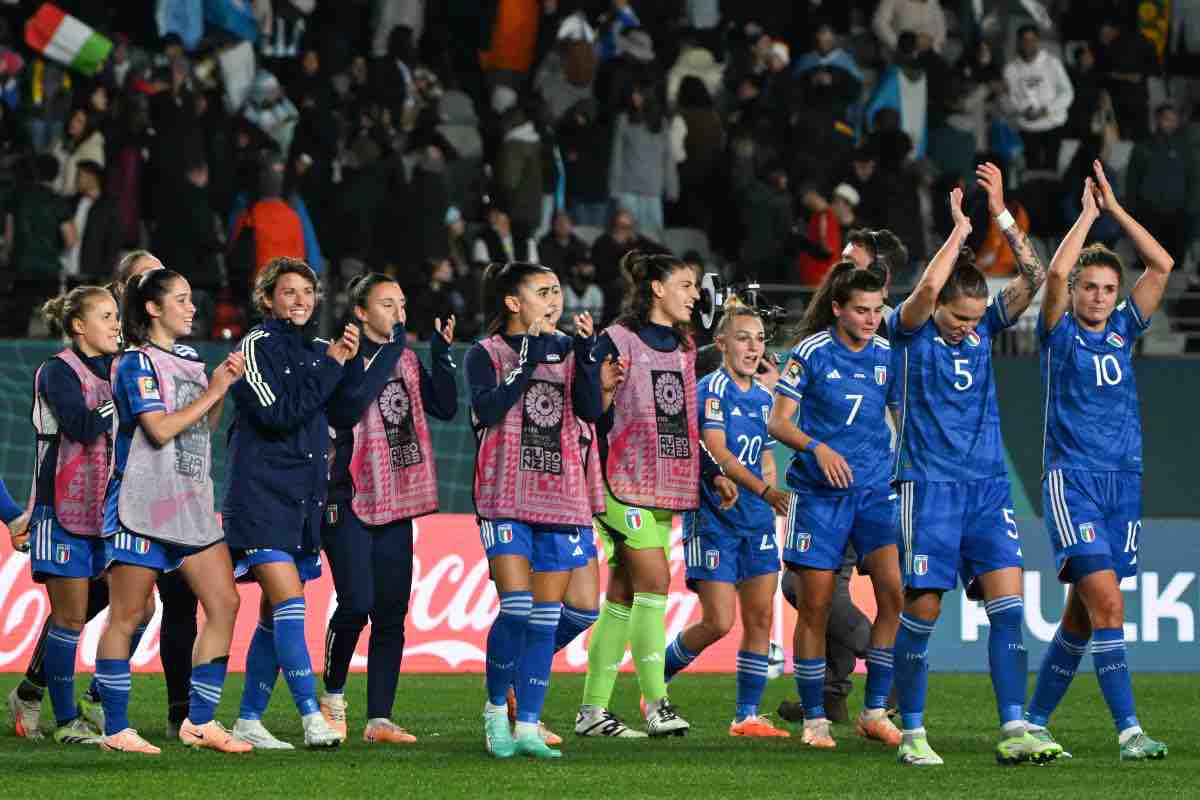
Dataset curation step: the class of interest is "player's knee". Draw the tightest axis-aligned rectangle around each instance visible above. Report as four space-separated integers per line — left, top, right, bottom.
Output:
1086 591 1124 629
632 573 670 595
798 595 833 627
741 607 773 639
702 608 736 640
202 585 240 625
51 610 87 632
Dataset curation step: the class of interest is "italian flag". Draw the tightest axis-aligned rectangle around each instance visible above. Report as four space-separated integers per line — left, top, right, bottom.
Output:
24 3 113 77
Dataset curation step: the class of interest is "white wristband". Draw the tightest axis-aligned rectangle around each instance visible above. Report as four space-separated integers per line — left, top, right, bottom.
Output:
996 209 1016 231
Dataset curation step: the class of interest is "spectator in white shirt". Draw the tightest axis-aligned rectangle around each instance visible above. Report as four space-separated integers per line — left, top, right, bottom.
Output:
1003 25 1075 170
873 0 947 56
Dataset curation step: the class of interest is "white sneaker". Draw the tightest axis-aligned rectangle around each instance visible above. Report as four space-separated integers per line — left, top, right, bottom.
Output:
231 718 295 750
302 712 342 748
644 698 690 737
573 706 647 738
8 686 43 740
318 693 348 742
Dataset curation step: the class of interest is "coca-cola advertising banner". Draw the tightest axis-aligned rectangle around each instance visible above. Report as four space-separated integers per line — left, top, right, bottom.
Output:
2 515 1194 673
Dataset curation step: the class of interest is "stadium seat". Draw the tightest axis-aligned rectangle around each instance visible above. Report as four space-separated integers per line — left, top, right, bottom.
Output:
573 225 602 247
441 90 478 126
663 227 712 264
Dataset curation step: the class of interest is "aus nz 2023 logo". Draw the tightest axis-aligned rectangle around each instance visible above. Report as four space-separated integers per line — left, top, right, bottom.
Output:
520 379 564 474
173 378 207 480
652 370 690 459
378 379 424 469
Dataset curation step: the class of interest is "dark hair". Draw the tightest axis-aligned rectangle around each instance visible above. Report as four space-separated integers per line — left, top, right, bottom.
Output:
121 268 185 346
694 343 723 377
252 257 321 315
615 251 695 349
34 153 59 182
623 80 663 132
346 272 399 309
1017 24 1040 39
481 261 557 336
676 76 713 110
1070 243 1125 291
41 285 113 338
1155 102 1177 117
846 228 908 289
937 249 989 305
794 261 885 343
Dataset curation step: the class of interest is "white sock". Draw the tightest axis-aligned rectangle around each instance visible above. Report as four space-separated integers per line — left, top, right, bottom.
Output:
1001 720 1026 738
322 691 344 702
861 708 887 721
1118 725 1144 745
803 716 828 727
901 726 926 738
302 711 324 728
366 717 391 728
514 721 539 739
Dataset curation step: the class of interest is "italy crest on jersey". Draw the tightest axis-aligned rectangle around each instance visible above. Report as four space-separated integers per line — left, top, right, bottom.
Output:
134 537 150 555
913 554 929 575
1079 523 1096 543
874 365 887 385
625 508 643 531
55 544 70 564
797 533 811 553
705 549 720 570
1107 332 1125 349
497 523 514 544
965 332 980 347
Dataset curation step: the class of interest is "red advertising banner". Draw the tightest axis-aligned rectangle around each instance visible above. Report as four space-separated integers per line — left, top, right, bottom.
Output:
0 514 875 673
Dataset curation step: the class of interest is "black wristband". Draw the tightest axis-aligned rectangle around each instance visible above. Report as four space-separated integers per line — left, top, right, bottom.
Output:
759 484 771 499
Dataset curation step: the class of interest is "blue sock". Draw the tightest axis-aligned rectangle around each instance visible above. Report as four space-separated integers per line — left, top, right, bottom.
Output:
894 613 935 731
1026 627 1088 727
735 650 769 722
664 633 699 683
486 591 531 706
188 657 229 726
515 602 560 725
1091 627 1139 733
239 622 279 721
864 647 895 710
553 604 598 653
94 658 131 736
985 596 1028 726
793 657 826 719
44 624 81 724
272 598 319 716
88 623 147 701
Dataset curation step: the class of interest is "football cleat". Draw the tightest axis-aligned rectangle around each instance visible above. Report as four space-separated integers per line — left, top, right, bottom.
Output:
53 717 102 745
800 719 837 748
514 731 562 759
8 686 43 740
729 715 790 737
318 693 348 742
484 706 515 758
78 690 104 732
856 712 902 747
997 729 1064 765
179 719 253 753
644 697 689 737
1120 732 1167 761
363 719 417 744
898 731 944 766
574 706 647 738
101 728 161 754
302 713 342 748
232 718 295 750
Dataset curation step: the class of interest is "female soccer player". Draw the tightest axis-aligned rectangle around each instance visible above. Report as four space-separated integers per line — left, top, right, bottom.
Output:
468 261 603 759
577 252 732 738
767 263 901 750
1024 161 1171 761
889 172 1061 767
224 257 357 750
318 273 457 744
94 269 249 754
664 300 791 737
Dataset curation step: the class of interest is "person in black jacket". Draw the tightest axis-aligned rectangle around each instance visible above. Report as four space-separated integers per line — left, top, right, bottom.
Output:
69 160 122 288
223 257 359 750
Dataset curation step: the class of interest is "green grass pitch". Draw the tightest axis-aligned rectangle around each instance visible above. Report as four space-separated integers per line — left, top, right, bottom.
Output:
4 673 1194 799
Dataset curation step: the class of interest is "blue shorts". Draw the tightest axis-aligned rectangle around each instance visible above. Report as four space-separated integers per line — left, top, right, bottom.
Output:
234 548 323 583
104 528 211 574
1043 469 1141 583
682 514 779 587
782 486 898 571
898 477 1023 597
29 505 106 582
479 519 596 573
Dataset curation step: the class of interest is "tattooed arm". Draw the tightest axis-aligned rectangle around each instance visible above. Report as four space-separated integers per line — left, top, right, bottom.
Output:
976 162 1046 322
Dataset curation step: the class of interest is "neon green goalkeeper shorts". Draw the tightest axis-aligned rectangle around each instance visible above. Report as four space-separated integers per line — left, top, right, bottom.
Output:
595 488 673 569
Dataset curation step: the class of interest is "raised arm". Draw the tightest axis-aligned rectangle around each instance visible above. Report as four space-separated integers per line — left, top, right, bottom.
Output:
1042 174 1101 333
976 162 1046 321
1092 160 1176 320
898 187 973 333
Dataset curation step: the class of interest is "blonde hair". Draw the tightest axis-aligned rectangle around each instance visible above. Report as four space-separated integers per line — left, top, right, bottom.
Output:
41 286 113 339
252 257 322 315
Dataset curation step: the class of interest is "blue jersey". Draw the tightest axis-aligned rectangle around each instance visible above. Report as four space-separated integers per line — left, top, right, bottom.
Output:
102 345 196 533
1039 301 1149 473
696 367 776 535
890 297 1015 482
775 329 895 494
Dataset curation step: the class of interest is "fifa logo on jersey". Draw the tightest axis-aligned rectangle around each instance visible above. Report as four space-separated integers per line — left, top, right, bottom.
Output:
874 366 887 385
965 332 980 347
54 544 70 564
625 509 644 531
1107 332 1125 348
1079 523 1096 543
497 524 514 544
705 549 720 570
134 538 150 555
797 533 811 553
913 555 929 575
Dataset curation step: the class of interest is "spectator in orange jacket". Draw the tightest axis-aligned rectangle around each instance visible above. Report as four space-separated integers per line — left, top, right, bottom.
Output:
797 183 860 286
228 152 304 284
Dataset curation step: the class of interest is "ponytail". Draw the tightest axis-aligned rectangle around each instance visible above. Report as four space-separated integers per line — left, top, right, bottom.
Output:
615 251 695 349
792 261 884 344
480 261 556 336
